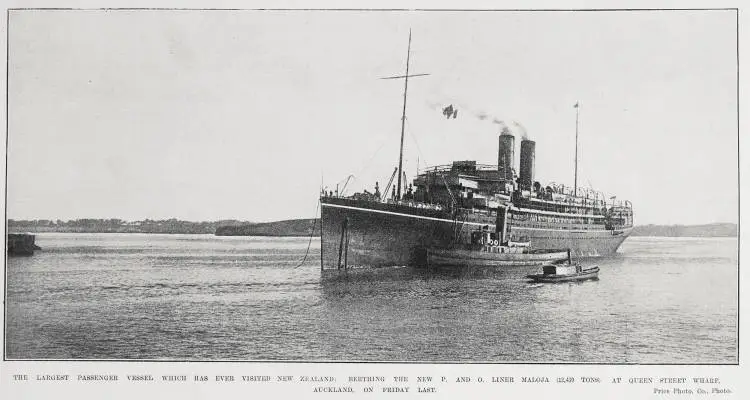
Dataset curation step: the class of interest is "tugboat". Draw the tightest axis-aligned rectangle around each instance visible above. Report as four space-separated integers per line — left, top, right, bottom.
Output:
426 225 568 268
526 250 599 283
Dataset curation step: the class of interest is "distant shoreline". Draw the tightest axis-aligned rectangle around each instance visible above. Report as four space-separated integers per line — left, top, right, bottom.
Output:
631 223 737 238
8 219 736 238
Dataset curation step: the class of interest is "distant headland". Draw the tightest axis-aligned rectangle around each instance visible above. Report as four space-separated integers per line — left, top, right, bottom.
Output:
214 219 320 237
7 219 735 238
630 223 737 237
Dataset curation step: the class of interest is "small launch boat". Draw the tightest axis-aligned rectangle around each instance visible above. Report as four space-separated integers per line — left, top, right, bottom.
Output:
526 250 599 283
426 228 568 268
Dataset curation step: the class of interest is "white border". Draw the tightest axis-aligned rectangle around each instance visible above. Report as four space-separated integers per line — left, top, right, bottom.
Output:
0 1 745 399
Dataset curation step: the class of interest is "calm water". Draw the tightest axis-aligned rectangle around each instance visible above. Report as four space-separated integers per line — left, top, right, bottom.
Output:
5 233 738 363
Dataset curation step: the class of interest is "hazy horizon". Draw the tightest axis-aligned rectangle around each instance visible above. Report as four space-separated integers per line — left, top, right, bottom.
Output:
7 10 738 225
6 216 739 227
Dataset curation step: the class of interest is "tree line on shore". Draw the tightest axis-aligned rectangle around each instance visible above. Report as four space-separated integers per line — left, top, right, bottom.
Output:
630 223 736 237
7 218 248 234
7 218 736 237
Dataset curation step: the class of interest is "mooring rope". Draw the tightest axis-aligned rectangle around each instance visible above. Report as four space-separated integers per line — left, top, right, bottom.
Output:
294 199 320 268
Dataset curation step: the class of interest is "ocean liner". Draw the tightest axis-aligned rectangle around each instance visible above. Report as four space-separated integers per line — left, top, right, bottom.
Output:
319 33 633 270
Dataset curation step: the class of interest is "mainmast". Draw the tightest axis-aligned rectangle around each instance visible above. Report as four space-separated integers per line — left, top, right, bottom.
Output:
380 30 428 200
573 102 581 196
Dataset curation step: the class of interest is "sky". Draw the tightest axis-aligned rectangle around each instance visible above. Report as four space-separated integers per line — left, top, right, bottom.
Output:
7 9 738 225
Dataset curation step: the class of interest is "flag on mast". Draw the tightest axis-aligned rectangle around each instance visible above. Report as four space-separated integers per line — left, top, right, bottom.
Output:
574 102 579 108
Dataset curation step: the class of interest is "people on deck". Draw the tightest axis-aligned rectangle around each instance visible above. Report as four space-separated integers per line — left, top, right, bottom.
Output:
405 184 414 200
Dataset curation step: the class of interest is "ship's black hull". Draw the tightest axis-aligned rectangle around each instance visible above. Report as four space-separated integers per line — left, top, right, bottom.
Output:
321 200 457 268
320 198 631 269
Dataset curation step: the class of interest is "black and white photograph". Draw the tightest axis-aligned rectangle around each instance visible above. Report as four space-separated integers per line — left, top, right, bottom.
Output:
2 3 741 379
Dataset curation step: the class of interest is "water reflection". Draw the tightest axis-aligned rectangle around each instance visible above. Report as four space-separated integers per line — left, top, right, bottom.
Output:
6 234 737 363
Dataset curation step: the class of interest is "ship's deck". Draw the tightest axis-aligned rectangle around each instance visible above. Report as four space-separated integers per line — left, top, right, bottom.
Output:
321 195 633 231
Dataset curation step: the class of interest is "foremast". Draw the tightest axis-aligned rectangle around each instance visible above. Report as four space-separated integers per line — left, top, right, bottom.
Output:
380 30 428 199
396 32 411 200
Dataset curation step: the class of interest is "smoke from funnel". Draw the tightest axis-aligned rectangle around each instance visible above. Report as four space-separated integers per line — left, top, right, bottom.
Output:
427 98 518 135
476 111 505 126
513 121 529 140
475 110 502 124
428 98 507 125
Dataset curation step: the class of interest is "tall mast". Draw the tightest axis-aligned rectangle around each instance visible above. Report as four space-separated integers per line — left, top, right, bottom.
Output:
380 30 428 200
396 31 412 200
573 102 580 197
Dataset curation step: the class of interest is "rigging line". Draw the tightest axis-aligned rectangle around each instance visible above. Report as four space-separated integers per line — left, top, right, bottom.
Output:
294 199 320 269
404 117 430 170
336 133 391 188
439 172 456 208
405 117 458 210
451 211 468 246
356 133 391 177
